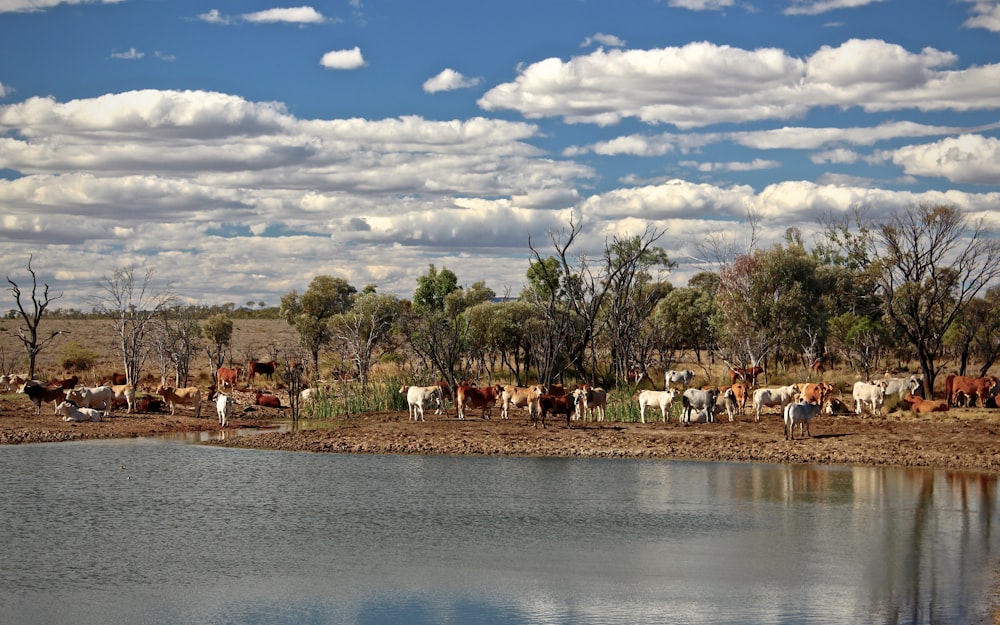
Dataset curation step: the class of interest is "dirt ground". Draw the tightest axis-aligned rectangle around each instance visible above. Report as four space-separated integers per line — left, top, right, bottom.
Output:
4 391 1000 475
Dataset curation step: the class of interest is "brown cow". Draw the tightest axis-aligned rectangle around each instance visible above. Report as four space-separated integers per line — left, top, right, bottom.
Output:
156 385 202 418
248 361 277 384
945 375 999 407
254 389 281 408
456 383 502 420
47 375 78 390
217 366 242 391
795 382 834 405
729 366 764 386
536 393 576 428
903 393 949 414
18 381 67 415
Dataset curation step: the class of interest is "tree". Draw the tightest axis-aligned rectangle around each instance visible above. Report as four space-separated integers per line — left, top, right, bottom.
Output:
6 256 64 379
328 292 401 388
154 306 201 387
202 313 234 380
871 205 1000 397
412 264 459 315
280 275 356 376
92 266 174 386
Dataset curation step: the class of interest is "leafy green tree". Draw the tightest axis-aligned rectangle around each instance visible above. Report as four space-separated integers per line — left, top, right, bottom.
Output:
202 313 233 379
280 276 356 376
827 312 890 379
413 265 458 315
871 205 1000 396
328 292 401 387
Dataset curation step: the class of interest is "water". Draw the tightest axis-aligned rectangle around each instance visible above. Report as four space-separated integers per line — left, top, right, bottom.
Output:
0 438 997 625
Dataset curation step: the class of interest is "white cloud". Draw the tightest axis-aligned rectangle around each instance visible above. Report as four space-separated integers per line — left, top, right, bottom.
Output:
320 47 366 70
0 0 123 14
242 6 328 24
963 0 1000 31
110 47 143 60
682 158 781 172
198 9 230 24
877 134 1000 184
667 0 737 10
423 69 481 93
0 81 11 98
580 33 625 48
811 148 859 164
783 0 887 15
479 39 993 129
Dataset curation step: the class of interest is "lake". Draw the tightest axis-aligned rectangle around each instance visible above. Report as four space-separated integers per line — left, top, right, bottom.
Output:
1 437 997 624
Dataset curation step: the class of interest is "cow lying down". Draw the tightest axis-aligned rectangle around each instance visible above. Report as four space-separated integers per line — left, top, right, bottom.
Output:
55 400 103 422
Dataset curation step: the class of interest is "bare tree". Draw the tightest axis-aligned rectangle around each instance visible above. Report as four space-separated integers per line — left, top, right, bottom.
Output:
6 256 64 379
328 292 401 389
871 205 1000 396
154 307 202 387
92 266 174 386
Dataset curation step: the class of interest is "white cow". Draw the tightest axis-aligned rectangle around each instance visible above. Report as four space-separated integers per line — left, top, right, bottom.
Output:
637 389 677 423
572 385 607 422
216 393 233 427
752 385 799 422
853 380 888 416
400 385 444 421
55 400 103 422
66 385 115 414
665 369 695 389
501 384 546 420
719 387 740 422
681 388 718 424
883 375 923 399
784 401 822 440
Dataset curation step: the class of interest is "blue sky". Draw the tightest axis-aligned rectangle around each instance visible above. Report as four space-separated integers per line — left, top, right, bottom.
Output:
1 0 999 309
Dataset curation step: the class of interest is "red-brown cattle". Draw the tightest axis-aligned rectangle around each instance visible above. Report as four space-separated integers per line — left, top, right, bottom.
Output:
18 381 67 415
254 389 282 408
47 375 78 390
903 393 949 414
248 361 277 383
156 385 202 418
729 366 764 386
456 384 502 420
946 375 999 407
536 393 576 428
217 366 242 390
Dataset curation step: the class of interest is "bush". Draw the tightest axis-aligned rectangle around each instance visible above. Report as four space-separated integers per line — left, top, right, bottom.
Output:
59 341 98 372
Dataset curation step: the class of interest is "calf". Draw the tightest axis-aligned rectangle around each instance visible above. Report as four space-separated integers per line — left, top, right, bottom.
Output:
853 380 888 416
55 400 103 422
784 401 822 440
18 381 67 415
156 385 202 418
535 393 576 428
399 384 444 421
216 393 233 427
637 389 677 423
572 385 607 422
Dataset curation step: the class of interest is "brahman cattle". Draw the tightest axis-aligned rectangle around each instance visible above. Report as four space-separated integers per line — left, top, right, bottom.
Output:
665 369 695 389
248 361 277 384
883 375 923 399
156 385 202 418
216 393 233 427
681 388 718 424
784 401 822 440
729 365 764 386
456 383 502 420
66 385 115 413
945 375 1000 407
752 385 798 422
109 383 136 413
254 389 281 408
55 400 103 422
794 382 834 405
903 393 949 414
535 393 576 428
500 384 546 420
719 387 739 422
18 381 67 415
572 385 607 422
637 389 677 423
853 380 888 416
399 384 444 421
217 366 242 391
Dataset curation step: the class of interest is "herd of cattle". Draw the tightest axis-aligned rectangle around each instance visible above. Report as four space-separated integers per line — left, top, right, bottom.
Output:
4 364 998 439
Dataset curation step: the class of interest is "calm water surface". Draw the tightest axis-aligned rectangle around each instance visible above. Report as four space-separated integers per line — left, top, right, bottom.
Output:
0 437 997 625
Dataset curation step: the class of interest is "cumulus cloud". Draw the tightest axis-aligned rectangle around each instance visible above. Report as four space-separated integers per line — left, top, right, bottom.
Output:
963 0 1000 31
478 39 991 128
877 134 1000 184
242 6 328 24
783 0 887 15
320 47 366 70
0 0 122 13
580 33 625 48
423 69 481 93
681 158 781 172
666 0 738 9
110 47 143 60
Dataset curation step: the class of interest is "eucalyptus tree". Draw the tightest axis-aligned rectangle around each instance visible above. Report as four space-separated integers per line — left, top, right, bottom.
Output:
646 283 715 374
328 291 402 388
6 255 64 379
154 306 202 387
403 265 468 393
202 313 234 379
92 265 174 386
280 275 356 377
870 205 1000 396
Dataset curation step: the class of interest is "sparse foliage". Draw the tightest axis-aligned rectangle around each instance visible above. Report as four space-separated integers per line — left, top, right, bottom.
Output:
6 256 65 379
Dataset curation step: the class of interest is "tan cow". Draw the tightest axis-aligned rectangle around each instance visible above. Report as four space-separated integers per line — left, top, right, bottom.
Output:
500 384 546 419
156 385 202 418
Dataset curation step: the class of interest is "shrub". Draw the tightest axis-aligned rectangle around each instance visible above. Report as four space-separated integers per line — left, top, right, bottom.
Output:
59 341 98 372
